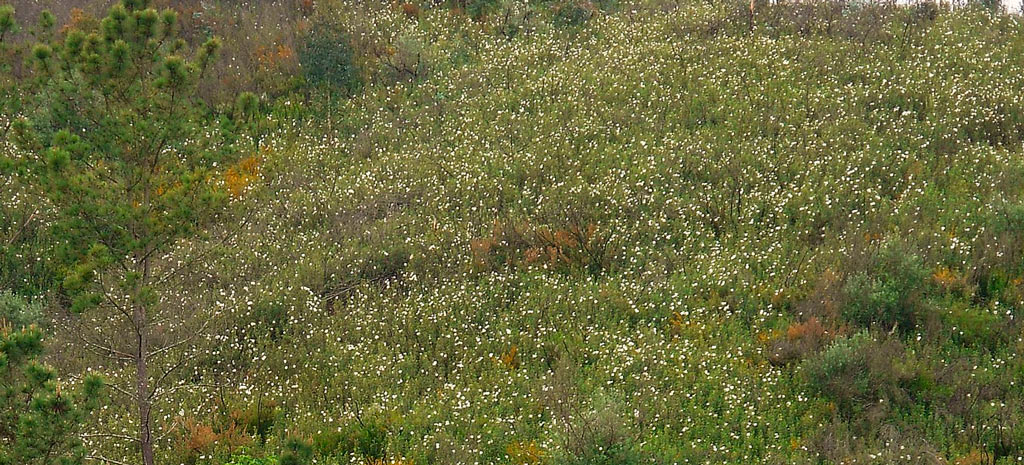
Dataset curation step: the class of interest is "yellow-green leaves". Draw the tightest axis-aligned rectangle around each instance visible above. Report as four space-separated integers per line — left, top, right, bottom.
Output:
158 55 187 88
159 9 177 35
109 40 131 75
30 43 51 62
197 37 222 70
0 5 15 38
235 92 260 121
63 30 86 58
136 8 159 39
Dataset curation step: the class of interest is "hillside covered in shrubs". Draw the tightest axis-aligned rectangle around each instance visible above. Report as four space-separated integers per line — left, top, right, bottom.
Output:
4 0 1024 464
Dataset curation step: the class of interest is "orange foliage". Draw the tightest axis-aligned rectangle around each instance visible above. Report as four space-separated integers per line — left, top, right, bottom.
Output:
184 421 218 452
61 8 98 34
766 317 834 366
470 237 498 268
498 345 519 370
523 246 544 265
770 290 787 307
469 220 608 272
786 316 826 341
862 232 883 242
954 450 986 465
255 45 297 70
367 459 414 465
224 155 261 198
668 311 687 337
755 328 781 344
932 266 964 290
400 3 421 19
506 440 545 464
533 223 599 268
181 418 253 455
216 421 252 451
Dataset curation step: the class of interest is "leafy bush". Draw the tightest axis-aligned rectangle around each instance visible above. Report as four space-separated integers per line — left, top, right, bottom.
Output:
279 437 312 465
311 420 388 462
552 1 597 27
450 0 502 20
801 331 919 419
225 452 278 465
0 291 44 329
299 21 362 95
250 301 289 342
841 244 930 332
943 303 1009 350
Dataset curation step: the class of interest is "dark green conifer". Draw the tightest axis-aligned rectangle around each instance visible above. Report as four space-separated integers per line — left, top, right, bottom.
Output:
0 324 104 465
5 1 234 464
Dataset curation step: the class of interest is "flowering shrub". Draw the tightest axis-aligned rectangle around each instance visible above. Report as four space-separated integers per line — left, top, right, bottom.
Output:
10 1 1024 464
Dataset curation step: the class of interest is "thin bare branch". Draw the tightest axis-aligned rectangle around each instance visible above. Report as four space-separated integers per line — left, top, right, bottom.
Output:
86 455 132 465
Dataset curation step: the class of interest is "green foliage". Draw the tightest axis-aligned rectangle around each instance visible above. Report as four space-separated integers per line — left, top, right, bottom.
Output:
224 453 278 465
309 419 390 461
8 2 1024 465
943 302 1007 350
551 407 644 465
0 6 15 38
0 326 104 465
298 22 361 95
3 1 240 464
801 331 923 420
251 302 289 342
0 292 44 329
278 438 312 465
552 0 598 27
841 244 930 332
11 0 231 309
466 0 503 19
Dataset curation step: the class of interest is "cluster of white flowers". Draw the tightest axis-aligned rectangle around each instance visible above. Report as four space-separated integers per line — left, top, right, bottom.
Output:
53 3 1024 464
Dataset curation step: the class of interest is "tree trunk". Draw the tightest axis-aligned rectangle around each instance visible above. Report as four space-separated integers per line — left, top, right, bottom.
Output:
134 301 154 465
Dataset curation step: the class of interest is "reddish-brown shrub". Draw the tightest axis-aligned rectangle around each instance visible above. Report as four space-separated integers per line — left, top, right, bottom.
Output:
400 2 421 19
767 317 833 365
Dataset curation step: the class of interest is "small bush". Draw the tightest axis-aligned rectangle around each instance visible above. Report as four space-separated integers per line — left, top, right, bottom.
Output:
251 301 288 342
299 21 362 95
231 399 281 444
225 454 278 465
943 303 1009 350
450 0 502 20
312 430 355 459
0 291 44 329
767 316 833 365
280 437 313 465
841 243 929 332
311 419 389 462
801 331 918 419
358 246 411 284
552 1 597 27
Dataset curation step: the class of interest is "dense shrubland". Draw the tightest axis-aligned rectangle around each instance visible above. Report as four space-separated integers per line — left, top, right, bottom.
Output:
5 0 1024 464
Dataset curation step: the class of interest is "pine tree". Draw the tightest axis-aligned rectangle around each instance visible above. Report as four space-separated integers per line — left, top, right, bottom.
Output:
7 1 235 464
0 325 104 465
0 7 54 296
0 5 21 141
